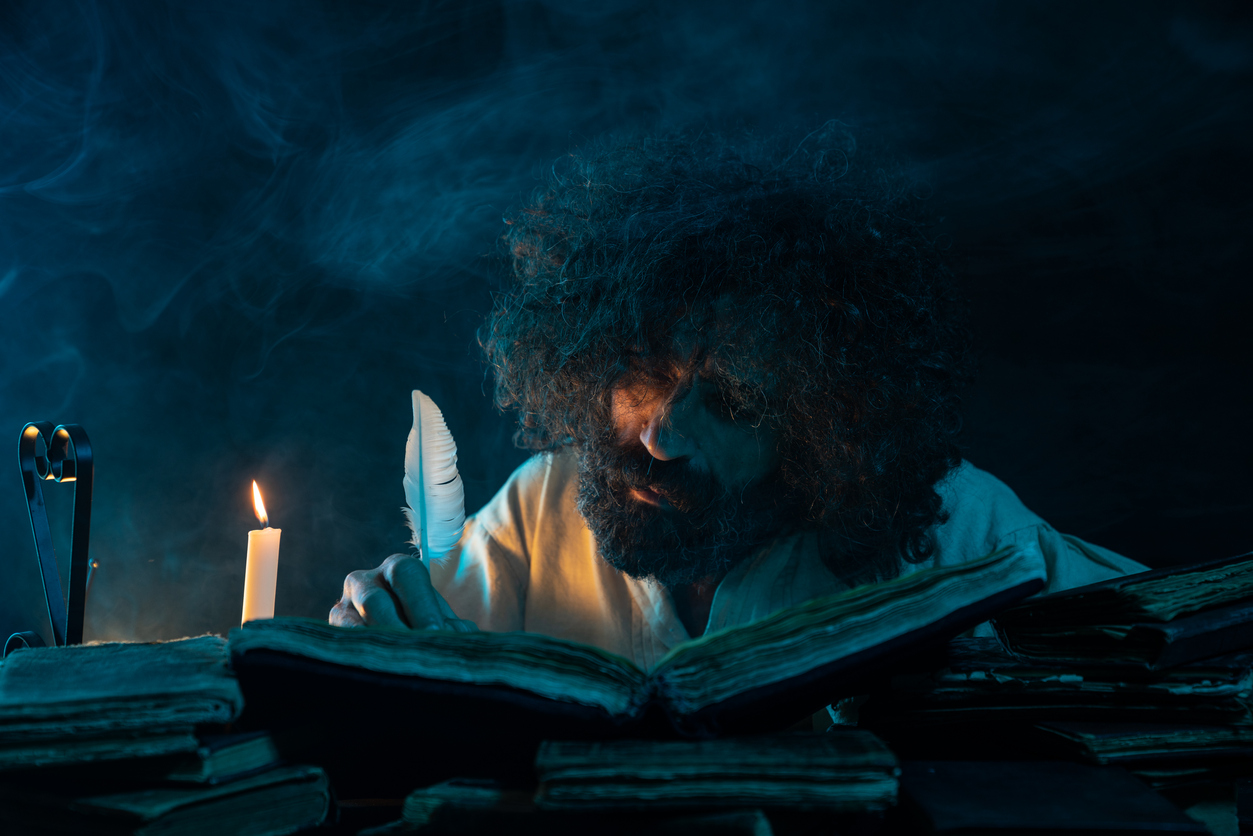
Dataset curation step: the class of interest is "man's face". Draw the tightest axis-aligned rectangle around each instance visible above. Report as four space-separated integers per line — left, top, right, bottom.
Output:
575 351 794 588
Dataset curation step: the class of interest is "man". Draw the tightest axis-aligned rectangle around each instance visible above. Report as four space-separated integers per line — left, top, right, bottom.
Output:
330 128 1144 667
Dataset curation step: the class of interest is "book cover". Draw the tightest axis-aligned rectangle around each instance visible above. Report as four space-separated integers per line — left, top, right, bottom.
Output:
993 551 1253 668
894 761 1206 834
0 764 328 836
229 545 1045 793
861 638 1253 729
1034 721 1253 766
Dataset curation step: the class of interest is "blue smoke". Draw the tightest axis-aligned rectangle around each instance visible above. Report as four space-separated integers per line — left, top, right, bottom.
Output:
1 1 1249 641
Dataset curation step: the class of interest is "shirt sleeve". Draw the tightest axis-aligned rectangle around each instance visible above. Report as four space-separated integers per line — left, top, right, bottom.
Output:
964 522 1149 638
424 455 550 633
427 523 527 632
995 522 1148 596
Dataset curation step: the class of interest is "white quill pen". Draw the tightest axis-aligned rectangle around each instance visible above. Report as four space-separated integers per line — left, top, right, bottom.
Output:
402 390 466 562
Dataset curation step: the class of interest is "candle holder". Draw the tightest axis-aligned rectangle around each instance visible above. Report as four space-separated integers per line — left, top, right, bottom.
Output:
6 422 94 657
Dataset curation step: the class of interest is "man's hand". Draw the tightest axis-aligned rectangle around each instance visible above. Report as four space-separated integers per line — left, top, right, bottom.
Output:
329 554 476 632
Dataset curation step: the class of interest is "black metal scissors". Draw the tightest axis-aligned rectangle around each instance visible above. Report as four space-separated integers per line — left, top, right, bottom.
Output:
7 422 94 656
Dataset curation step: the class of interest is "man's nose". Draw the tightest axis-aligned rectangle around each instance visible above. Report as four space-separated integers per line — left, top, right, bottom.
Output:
639 389 698 462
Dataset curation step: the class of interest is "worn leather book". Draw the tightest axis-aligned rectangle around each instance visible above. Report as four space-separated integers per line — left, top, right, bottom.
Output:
859 638 1253 763
231 545 1043 734
365 732 893 836
229 545 1043 793
9 730 288 795
893 760 1206 834
0 636 243 771
1031 721 1253 789
1034 721 1253 765
993 550 1253 668
533 731 898 811
160 731 283 785
859 637 1253 789
861 638 1253 731
369 780 778 836
1237 777 1253 835
0 764 329 836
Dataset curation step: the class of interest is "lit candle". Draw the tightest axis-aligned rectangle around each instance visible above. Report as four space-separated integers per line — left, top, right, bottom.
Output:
241 481 281 625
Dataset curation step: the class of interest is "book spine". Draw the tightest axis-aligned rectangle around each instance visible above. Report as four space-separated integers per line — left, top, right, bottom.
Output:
1147 608 1253 670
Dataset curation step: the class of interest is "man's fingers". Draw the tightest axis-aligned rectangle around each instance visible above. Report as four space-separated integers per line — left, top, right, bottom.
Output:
446 617 478 633
381 554 449 631
329 599 365 627
345 568 407 628
354 586 408 629
336 555 475 633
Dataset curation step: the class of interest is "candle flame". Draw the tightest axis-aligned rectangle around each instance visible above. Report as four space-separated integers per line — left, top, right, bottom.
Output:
252 481 269 527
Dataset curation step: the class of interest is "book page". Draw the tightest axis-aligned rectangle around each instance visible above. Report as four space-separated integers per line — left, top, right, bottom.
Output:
653 544 1046 714
229 619 647 716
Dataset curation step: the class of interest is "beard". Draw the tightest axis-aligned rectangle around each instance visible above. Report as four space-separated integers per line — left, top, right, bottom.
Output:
574 432 799 588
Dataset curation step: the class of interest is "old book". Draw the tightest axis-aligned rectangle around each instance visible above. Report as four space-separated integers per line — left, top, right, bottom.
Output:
0 636 244 771
858 638 1253 767
895 760 1206 834
230 545 1043 794
860 638 1253 732
162 732 282 785
1134 762 1253 792
4 731 285 794
1035 721 1253 765
0 763 329 836
1032 721 1253 789
401 779 528 828
533 731 898 811
232 544 1042 729
1236 777 1253 834
993 551 1253 668
369 779 777 836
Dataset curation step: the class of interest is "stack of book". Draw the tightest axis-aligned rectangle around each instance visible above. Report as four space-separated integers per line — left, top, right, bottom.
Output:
861 551 1253 823
363 731 1212 835
224 543 1247 831
994 550 1253 669
0 636 329 835
861 638 1253 784
358 732 898 835
228 544 1048 798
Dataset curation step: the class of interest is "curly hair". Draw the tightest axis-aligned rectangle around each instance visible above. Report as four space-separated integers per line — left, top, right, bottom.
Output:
480 124 973 582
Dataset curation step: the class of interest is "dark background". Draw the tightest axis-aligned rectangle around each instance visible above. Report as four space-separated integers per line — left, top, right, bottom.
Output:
1 1 1249 644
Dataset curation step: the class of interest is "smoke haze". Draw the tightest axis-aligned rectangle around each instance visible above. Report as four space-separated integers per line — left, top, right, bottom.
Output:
2 1 1250 642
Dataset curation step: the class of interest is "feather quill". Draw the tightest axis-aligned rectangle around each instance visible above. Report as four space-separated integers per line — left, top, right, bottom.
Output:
402 390 466 562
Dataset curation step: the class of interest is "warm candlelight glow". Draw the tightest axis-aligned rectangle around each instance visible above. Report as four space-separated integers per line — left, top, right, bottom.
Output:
252 481 269 528
243 480 281 625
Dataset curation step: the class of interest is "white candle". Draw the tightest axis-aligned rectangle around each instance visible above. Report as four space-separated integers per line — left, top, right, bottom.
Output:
242 481 281 625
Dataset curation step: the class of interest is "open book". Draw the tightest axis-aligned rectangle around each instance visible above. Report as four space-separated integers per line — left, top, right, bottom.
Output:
992 550 1253 668
230 544 1043 759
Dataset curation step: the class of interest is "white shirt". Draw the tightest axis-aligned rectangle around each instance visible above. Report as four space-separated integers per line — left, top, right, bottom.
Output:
429 450 1146 669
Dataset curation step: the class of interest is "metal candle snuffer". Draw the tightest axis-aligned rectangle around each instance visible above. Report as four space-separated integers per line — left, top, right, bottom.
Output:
6 422 95 657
